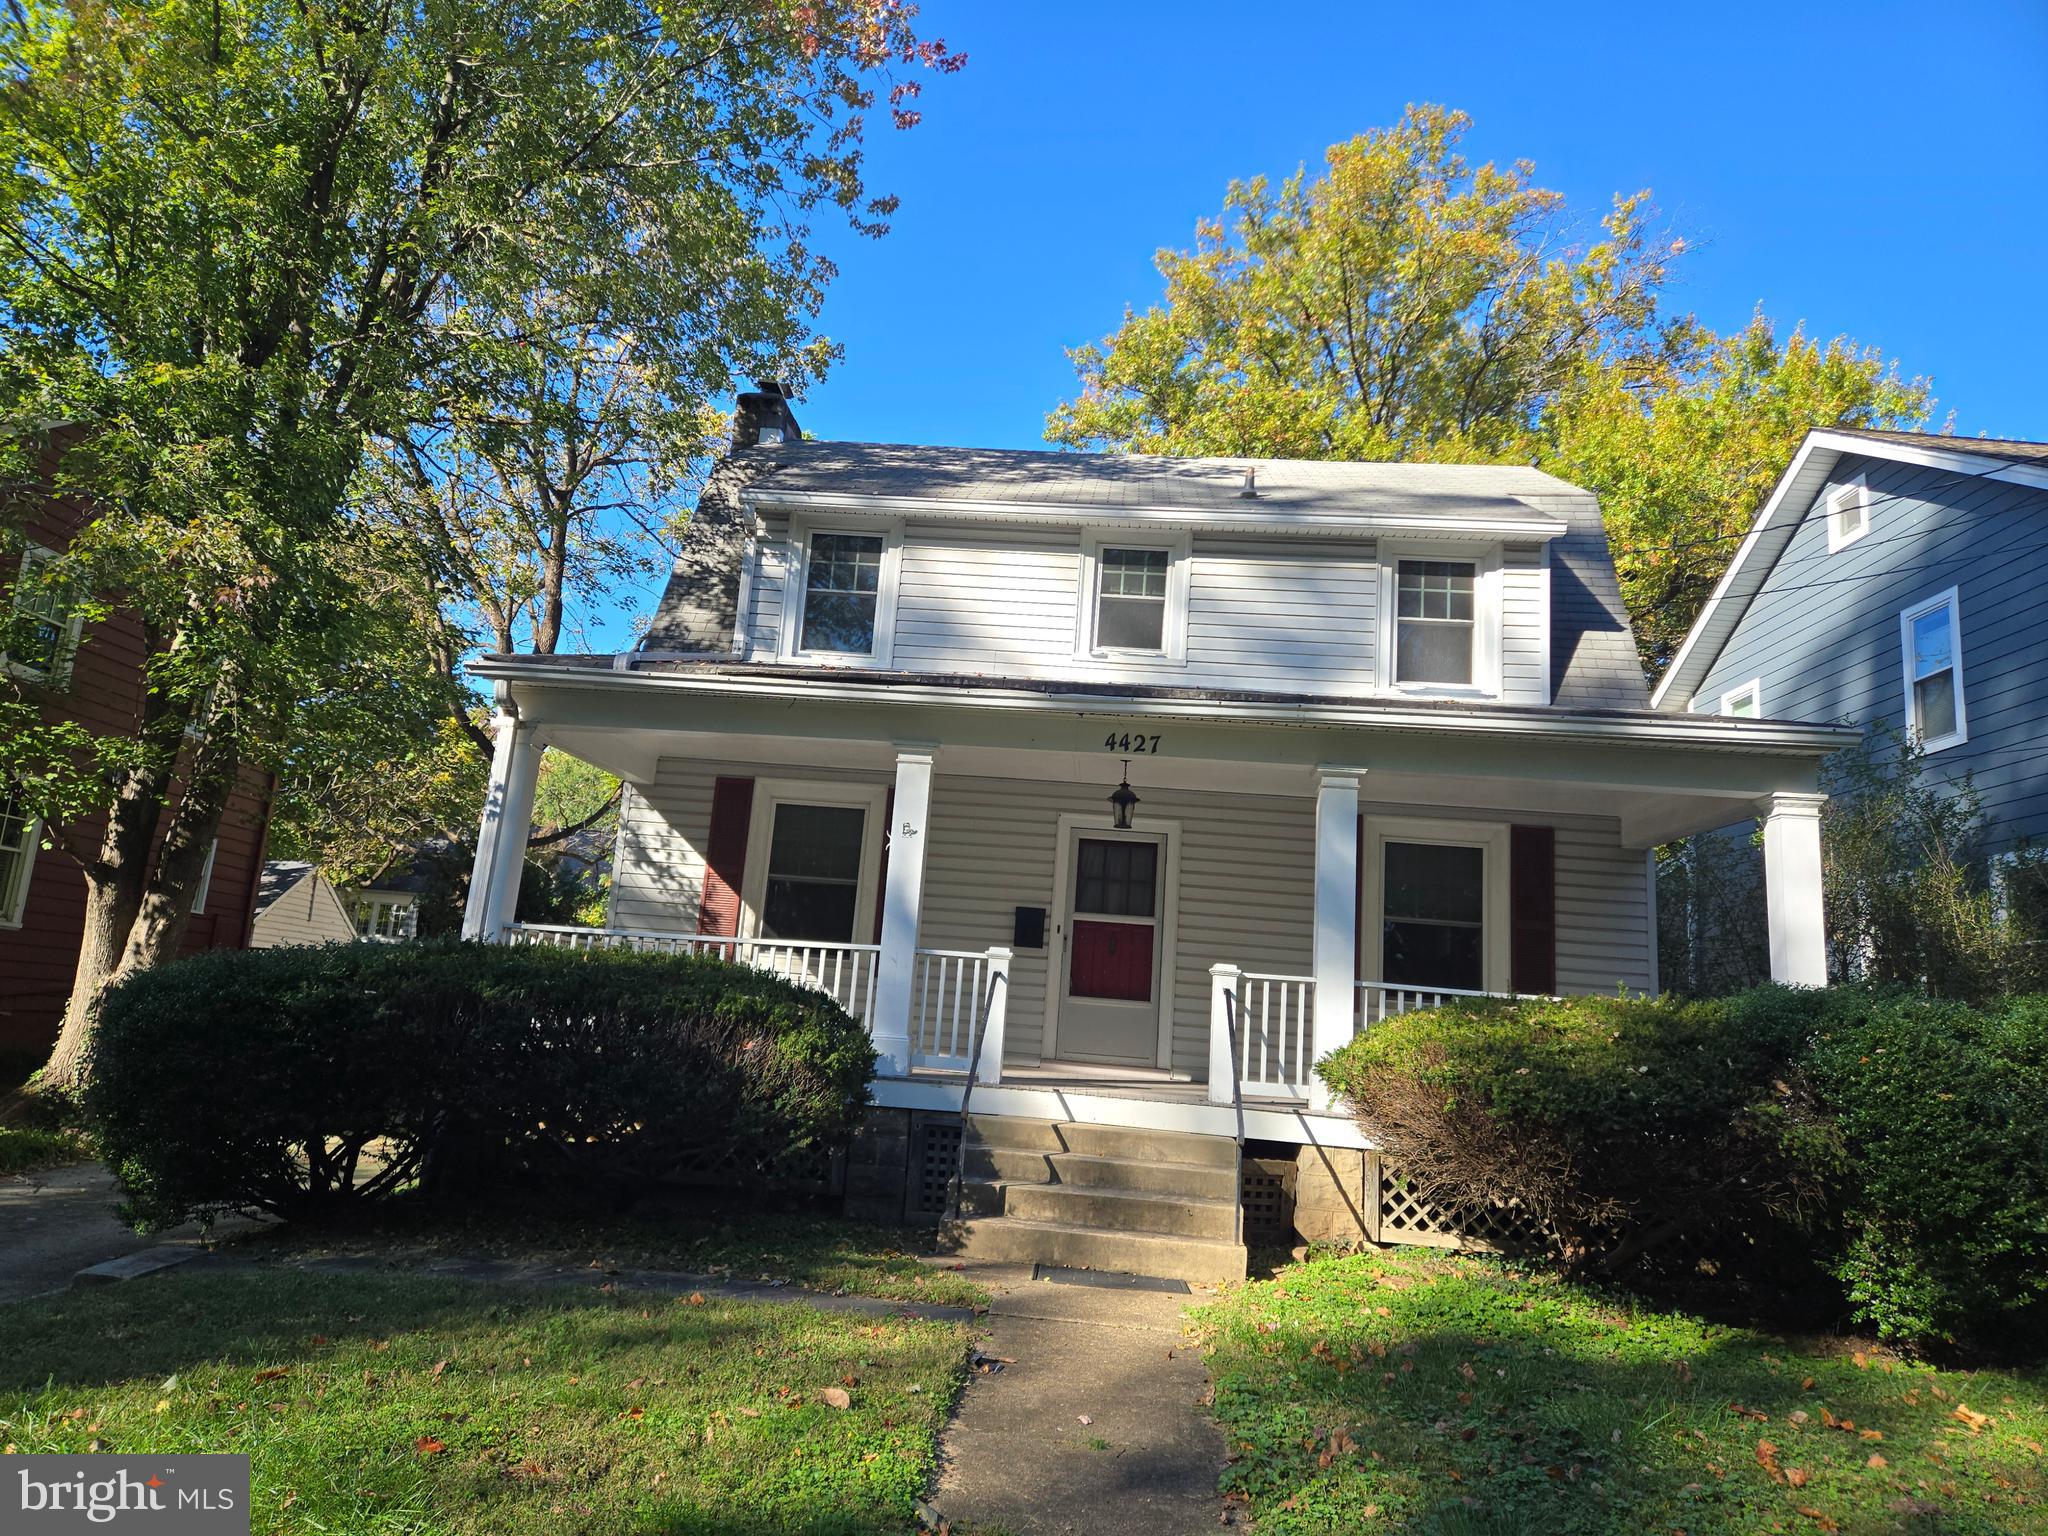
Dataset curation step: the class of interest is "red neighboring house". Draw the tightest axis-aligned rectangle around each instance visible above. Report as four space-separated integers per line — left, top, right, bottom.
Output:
1 438 274 1056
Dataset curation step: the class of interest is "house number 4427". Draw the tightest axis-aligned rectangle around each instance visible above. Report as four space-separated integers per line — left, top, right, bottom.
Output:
1104 731 1163 754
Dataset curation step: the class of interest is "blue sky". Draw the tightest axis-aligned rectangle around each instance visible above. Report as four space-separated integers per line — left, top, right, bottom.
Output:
586 0 2048 648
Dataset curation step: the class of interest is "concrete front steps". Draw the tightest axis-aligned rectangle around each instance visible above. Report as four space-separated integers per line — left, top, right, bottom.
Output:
941 1114 1248 1284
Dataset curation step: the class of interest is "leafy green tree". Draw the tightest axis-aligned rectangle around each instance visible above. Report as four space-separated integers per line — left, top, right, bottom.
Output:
0 0 963 1093
1046 105 1929 675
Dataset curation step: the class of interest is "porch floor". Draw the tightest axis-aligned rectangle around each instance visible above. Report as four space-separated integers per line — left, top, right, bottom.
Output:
903 1062 1306 1111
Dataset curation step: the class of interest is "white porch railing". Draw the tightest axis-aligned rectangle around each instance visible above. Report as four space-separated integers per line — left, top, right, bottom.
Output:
502 923 1009 1086
1356 979 1528 1025
504 923 882 1023
1209 968 1318 1104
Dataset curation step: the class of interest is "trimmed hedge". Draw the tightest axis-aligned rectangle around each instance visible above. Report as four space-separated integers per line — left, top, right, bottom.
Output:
85 940 877 1230
1320 985 2048 1350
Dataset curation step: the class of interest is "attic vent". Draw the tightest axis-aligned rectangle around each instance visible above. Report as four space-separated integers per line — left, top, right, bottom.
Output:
1238 466 1259 498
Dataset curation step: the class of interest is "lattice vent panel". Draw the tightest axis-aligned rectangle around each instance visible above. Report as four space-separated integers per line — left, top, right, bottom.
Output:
1239 1161 1292 1246
1378 1166 1549 1255
914 1120 965 1217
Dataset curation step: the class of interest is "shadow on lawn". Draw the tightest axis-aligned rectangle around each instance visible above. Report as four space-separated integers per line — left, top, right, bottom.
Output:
0 1268 797 1392
1204 1267 2047 1535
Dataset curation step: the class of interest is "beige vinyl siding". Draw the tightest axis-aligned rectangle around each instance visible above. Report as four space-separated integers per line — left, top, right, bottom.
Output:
893 524 1079 670
613 758 1654 1077
251 870 358 948
1500 545 1550 705
1182 537 1377 692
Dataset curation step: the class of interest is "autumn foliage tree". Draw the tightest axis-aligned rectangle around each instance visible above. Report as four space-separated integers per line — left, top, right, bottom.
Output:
0 0 963 1095
1048 104 1928 672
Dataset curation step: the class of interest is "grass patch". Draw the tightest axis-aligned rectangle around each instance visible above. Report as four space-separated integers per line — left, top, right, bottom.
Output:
0 1124 93 1176
1192 1250 2048 1534
249 1198 988 1309
0 1268 970 1535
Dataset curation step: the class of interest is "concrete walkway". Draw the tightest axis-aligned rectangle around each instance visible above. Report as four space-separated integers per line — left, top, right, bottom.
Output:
0 1162 263 1303
926 1261 1228 1535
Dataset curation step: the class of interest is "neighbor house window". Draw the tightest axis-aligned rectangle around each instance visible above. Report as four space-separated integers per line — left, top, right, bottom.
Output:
1901 588 1966 751
1380 839 1485 992
190 838 219 915
0 787 38 928
760 802 866 941
1393 559 1477 686
1826 477 1872 553
6 544 84 687
798 531 886 655
1094 548 1170 652
1721 680 1761 718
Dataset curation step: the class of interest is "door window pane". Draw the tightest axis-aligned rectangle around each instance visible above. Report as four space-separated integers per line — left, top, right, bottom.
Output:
1073 838 1157 918
1394 560 1476 685
799 533 884 654
1096 548 1169 651
1381 840 1485 991
761 802 865 940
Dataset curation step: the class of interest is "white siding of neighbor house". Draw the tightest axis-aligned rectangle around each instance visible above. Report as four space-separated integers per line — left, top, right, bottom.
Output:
612 760 1655 1079
251 871 358 948
747 520 1558 703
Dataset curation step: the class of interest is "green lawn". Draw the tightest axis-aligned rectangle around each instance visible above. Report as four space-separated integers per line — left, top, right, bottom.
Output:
1193 1249 2048 1534
0 1269 969 1535
256 1201 987 1308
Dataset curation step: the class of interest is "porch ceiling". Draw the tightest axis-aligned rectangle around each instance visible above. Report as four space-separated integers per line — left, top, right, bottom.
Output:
512 669 1837 849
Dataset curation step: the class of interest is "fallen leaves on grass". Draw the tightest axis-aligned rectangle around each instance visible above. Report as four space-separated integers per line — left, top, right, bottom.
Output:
819 1387 851 1411
415 1436 446 1456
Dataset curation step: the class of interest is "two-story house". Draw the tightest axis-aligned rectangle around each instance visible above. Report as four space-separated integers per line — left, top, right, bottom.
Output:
460 387 1854 1277
1 430 274 1058
1654 428 2048 921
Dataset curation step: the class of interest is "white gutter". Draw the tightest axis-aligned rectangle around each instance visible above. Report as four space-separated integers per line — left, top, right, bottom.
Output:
741 487 1571 542
470 656 1856 756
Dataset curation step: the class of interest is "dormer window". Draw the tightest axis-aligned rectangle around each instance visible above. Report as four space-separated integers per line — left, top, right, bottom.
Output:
782 522 901 666
1076 532 1189 663
1394 559 1477 686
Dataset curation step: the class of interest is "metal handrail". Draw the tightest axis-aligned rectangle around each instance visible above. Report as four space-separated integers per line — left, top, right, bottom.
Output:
1221 984 1248 1249
942 965 1006 1228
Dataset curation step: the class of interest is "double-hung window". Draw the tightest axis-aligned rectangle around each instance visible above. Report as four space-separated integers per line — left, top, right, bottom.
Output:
797 532 887 656
1393 559 1478 686
1380 840 1486 991
0 786 39 928
6 544 84 687
1095 548 1170 652
759 802 868 942
190 838 219 915
1900 588 1966 751
1721 680 1762 718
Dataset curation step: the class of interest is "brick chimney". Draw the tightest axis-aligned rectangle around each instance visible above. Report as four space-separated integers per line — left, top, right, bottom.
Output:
732 380 803 449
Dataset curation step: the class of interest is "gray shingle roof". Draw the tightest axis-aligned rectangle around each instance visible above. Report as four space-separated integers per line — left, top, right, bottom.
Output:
642 440 1647 709
1826 428 2048 464
255 860 317 916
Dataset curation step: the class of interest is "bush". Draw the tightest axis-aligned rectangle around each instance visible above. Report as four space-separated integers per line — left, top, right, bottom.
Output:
85 940 876 1229
1806 990 2048 1347
1317 988 1841 1277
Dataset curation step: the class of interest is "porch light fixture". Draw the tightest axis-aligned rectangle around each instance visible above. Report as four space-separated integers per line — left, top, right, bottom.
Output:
1108 759 1140 830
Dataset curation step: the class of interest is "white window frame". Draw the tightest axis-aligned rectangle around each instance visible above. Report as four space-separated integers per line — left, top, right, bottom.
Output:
190 837 220 915
1377 546 1502 697
1720 679 1762 718
0 794 39 929
1361 816 1512 994
777 518 903 668
737 778 889 944
1825 476 1872 554
1074 529 1191 664
5 542 87 689
1899 586 1967 752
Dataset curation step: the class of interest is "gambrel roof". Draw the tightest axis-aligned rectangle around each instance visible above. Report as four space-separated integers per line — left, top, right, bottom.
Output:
642 440 1648 711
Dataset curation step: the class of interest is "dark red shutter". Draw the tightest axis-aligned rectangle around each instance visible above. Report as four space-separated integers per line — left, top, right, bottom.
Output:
1510 825 1556 996
870 788 894 943
697 777 755 937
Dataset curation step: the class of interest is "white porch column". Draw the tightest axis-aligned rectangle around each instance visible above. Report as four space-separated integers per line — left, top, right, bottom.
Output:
872 746 936 1076
1207 963 1243 1106
976 947 1012 1088
1310 769 1362 1112
460 711 542 941
1761 791 1828 986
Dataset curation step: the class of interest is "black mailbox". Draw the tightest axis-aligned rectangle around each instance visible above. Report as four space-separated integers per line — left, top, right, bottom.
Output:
1012 905 1048 950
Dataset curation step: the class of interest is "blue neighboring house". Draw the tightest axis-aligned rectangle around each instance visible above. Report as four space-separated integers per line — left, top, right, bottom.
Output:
1654 428 2048 883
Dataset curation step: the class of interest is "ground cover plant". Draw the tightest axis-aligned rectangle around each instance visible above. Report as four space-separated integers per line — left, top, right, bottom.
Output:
0 1124 93 1176
1194 1249 2048 1535
0 1268 969 1536
255 1200 990 1309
